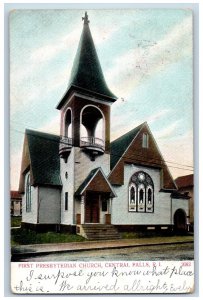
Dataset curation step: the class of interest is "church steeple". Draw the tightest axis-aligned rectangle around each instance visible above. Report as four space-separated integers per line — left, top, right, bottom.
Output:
56 12 117 110
82 11 89 25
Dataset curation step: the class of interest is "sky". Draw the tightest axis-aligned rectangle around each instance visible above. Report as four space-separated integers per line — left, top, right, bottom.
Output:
10 9 193 190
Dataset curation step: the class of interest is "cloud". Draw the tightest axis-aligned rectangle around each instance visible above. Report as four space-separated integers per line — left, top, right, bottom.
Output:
30 22 119 65
10 56 71 114
147 109 171 125
91 24 119 45
106 16 192 99
10 20 120 115
111 108 171 142
48 68 70 94
10 28 81 113
158 130 193 179
10 82 42 115
30 28 81 64
39 115 60 135
153 120 181 140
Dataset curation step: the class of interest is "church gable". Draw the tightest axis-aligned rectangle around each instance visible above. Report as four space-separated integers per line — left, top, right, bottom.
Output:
109 122 176 190
110 123 144 170
75 168 116 197
87 171 113 193
19 129 62 193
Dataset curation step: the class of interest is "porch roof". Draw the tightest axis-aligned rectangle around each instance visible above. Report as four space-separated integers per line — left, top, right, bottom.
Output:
75 167 117 197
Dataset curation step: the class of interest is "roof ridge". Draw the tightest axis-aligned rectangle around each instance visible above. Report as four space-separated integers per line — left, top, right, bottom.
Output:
110 122 146 170
25 129 60 139
75 166 116 197
175 174 193 180
22 129 61 188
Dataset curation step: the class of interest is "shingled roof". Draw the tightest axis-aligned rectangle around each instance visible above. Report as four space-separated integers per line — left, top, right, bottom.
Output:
109 122 177 190
75 168 99 196
110 123 144 170
75 167 116 197
56 12 117 109
11 191 22 200
175 174 193 188
19 129 62 191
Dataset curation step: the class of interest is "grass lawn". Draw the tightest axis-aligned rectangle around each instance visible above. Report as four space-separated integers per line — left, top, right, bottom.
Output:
11 216 22 227
121 230 191 239
11 228 86 246
121 231 171 239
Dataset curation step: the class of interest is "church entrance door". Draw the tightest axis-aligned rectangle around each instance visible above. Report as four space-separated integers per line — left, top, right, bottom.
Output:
174 209 187 233
85 192 100 223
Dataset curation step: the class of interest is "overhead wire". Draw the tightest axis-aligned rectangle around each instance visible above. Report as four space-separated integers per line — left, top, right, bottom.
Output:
10 127 194 173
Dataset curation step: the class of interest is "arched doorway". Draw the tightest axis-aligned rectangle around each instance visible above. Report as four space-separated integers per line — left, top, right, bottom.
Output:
80 105 105 155
174 209 187 233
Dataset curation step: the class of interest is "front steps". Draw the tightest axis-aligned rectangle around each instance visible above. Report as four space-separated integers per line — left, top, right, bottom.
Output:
77 224 121 240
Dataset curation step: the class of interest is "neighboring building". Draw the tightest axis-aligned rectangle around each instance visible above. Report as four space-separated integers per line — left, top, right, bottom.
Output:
18 12 190 238
10 191 22 217
175 174 194 228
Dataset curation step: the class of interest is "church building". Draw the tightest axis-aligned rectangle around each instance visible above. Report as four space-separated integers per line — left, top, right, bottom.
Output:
19 12 190 239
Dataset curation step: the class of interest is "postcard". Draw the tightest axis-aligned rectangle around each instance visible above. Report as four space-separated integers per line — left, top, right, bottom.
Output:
10 8 194 294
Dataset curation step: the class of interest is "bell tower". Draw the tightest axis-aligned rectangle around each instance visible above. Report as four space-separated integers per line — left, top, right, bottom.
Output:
56 12 117 226
57 12 116 160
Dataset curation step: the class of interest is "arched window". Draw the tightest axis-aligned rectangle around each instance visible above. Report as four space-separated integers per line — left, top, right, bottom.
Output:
128 171 154 213
146 185 153 212
138 183 145 210
148 188 152 203
129 184 136 211
26 173 32 212
139 189 144 203
64 109 72 138
130 187 135 203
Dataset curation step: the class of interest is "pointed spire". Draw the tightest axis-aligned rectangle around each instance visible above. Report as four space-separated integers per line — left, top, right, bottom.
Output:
82 12 89 25
56 12 117 109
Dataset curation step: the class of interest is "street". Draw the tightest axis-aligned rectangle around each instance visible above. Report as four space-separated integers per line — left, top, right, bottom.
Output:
16 242 194 262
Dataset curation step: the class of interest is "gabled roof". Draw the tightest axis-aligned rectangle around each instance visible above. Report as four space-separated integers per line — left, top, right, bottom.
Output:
110 123 144 170
10 191 22 200
19 129 62 192
56 12 117 109
175 174 194 188
109 122 177 190
75 167 117 197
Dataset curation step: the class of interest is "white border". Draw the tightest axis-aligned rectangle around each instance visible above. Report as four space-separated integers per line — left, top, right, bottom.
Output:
3 2 200 299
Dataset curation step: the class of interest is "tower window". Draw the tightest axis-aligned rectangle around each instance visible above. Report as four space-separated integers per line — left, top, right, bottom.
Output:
64 109 72 138
142 133 149 148
65 192 68 211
